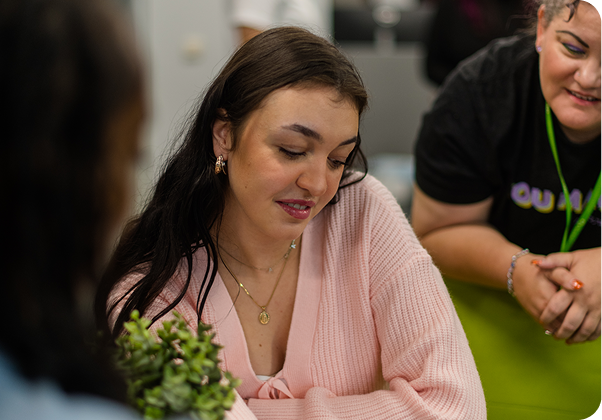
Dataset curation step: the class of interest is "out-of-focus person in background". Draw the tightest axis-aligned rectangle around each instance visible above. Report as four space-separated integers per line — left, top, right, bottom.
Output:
97 26 487 420
412 0 600 418
424 0 526 85
232 0 333 43
0 0 145 418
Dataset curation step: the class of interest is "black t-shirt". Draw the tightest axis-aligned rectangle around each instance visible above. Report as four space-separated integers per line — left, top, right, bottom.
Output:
415 35 601 255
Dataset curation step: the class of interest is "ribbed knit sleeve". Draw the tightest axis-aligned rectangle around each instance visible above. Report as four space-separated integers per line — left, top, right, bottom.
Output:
244 175 486 419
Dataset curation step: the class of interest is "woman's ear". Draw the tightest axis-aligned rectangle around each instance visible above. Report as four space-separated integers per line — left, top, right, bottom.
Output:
212 109 232 159
536 5 547 48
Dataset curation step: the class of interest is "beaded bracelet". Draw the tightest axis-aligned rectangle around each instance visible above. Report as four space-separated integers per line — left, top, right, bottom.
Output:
507 248 530 297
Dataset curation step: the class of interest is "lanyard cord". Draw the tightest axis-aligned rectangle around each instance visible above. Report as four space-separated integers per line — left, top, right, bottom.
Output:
545 103 601 252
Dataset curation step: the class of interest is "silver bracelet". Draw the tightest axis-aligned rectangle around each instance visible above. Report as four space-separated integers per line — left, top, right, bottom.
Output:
507 248 530 297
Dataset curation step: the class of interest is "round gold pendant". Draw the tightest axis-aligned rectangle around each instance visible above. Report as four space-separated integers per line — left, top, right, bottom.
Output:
259 310 270 325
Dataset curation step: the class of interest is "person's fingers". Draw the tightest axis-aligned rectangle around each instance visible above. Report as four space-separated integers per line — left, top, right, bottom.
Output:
587 320 601 342
544 316 564 336
539 289 573 328
554 304 588 340
532 252 573 270
533 263 583 291
567 313 601 344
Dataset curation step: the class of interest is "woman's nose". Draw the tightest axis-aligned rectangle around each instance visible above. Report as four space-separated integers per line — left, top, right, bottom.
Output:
296 160 328 197
575 58 601 90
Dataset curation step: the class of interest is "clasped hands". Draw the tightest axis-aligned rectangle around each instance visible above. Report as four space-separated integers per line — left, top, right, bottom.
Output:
512 247 601 344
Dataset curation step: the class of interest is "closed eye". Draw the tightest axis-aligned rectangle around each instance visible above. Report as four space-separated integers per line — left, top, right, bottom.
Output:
328 158 346 169
563 43 586 56
280 146 350 169
279 147 306 159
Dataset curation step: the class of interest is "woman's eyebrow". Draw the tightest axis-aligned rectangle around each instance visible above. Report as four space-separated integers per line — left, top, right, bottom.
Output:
338 136 359 147
282 123 358 146
283 124 323 141
556 30 589 48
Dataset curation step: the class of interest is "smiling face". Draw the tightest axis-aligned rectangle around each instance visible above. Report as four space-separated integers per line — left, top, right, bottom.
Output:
213 85 359 243
536 1 601 143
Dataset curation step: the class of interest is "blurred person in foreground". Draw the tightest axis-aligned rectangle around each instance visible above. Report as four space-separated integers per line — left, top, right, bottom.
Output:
412 0 600 418
0 0 145 418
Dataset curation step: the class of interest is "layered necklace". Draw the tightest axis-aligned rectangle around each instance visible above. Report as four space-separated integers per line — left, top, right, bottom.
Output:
218 239 296 325
219 241 294 273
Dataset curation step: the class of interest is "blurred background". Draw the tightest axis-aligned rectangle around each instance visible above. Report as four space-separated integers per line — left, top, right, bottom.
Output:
118 0 523 216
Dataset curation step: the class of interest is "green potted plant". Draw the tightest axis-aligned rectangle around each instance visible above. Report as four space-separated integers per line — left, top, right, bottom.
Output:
115 310 240 420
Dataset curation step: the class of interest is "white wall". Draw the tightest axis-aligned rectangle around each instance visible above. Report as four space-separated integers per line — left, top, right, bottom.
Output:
343 43 436 156
130 0 236 209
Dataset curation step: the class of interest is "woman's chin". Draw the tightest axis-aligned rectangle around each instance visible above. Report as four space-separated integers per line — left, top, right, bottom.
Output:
558 120 601 144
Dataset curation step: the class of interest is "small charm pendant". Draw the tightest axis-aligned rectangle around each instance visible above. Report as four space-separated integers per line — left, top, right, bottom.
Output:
259 309 270 325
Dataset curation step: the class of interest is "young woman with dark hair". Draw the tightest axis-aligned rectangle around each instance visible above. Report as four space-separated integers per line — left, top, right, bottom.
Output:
96 27 370 339
0 0 145 417
97 26 486 419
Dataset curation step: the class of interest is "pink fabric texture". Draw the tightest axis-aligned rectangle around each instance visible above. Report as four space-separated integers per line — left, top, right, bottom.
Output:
114 175 486 419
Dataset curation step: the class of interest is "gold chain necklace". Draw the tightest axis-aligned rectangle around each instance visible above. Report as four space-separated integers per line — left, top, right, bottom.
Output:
219 242 293 273
218 239 296 325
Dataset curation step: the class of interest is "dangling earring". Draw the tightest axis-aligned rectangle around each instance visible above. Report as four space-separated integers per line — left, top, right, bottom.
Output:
215 155 227 175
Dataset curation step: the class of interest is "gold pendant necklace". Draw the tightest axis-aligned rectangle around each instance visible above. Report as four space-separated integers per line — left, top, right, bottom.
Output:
218 239 295 325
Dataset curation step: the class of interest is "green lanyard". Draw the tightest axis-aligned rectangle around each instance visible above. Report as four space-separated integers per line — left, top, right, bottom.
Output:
545 103 601 252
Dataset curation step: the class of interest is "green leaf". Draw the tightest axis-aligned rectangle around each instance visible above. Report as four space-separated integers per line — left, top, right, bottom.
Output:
144 405 165 420
114 311 239 420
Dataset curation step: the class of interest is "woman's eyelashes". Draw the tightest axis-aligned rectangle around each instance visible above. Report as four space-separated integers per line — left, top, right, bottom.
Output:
562 42 586 56
278 147 347 169
279 147 305 159
328 158 346 169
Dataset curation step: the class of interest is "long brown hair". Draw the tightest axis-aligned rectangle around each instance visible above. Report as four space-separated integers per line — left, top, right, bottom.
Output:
96 26 369 339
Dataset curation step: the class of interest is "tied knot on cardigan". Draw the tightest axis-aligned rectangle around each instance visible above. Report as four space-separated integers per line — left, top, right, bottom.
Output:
257 374 294 399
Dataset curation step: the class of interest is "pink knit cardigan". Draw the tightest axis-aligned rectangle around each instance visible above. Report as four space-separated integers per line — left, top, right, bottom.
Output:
116 175 486 419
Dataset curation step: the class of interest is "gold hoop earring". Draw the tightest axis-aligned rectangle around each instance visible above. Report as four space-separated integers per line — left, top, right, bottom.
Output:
215 155 227 175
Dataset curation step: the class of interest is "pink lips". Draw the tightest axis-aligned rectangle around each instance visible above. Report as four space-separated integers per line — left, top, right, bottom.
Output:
277 199 315 220
566 89 600 106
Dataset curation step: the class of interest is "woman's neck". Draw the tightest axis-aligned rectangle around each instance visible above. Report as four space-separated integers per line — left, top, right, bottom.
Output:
214 227 298 275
